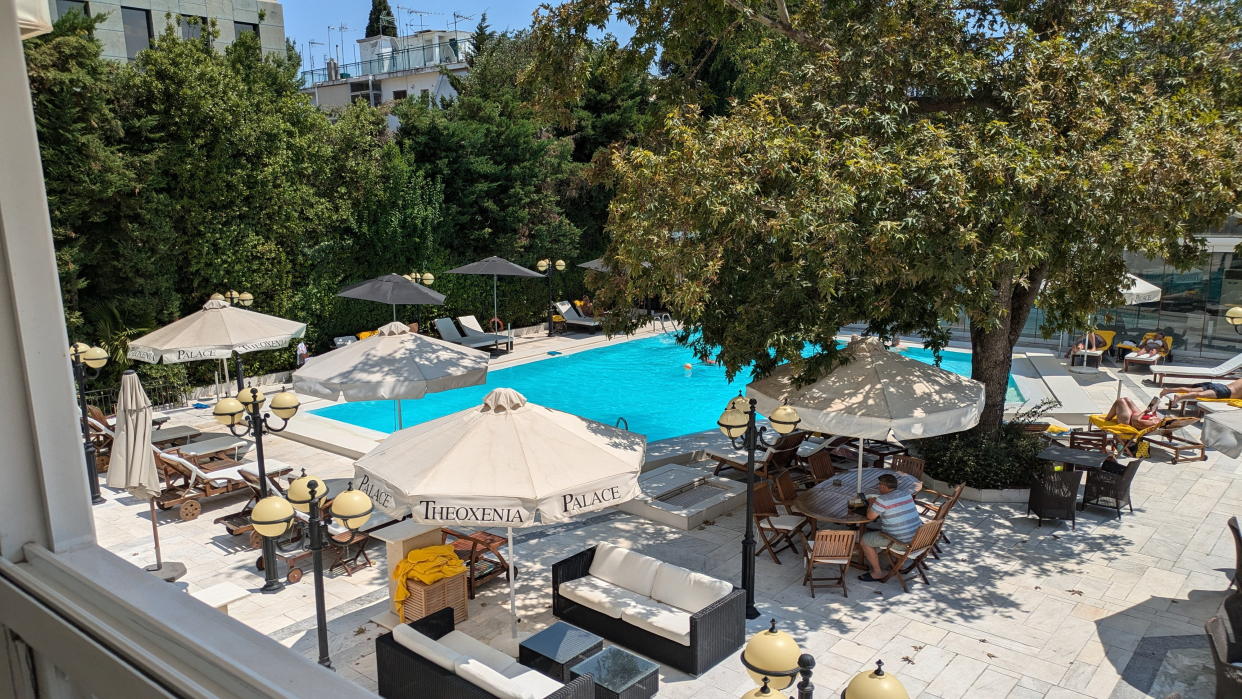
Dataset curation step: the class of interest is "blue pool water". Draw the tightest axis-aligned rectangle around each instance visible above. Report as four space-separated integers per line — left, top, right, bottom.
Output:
311 336 1023 440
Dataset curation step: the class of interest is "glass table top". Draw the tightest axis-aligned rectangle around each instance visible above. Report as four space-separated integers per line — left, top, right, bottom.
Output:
569 646 658 692
520 622 602 663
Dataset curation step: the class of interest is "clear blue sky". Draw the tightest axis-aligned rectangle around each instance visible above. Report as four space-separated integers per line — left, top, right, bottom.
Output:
284 1 632 72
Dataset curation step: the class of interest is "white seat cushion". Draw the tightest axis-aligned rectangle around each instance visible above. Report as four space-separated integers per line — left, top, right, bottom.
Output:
391 625 465 672
765 515 808 531
588 542 663 597
559 576 652 619
650 562 732 614
456 657 534 699
620 599 692 646
505 668 564 696
439 630 516 674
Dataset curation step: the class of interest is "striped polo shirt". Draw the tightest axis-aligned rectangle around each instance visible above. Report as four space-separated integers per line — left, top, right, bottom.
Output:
870 491 922 543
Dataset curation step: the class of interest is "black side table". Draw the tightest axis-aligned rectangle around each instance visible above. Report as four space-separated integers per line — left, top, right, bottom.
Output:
518 621 604 683
569 646 659 699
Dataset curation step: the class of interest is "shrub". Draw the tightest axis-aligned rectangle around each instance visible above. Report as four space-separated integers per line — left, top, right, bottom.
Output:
911 401 1056 490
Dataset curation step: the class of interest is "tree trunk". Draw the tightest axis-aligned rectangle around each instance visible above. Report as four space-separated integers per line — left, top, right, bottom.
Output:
970 321 1015 430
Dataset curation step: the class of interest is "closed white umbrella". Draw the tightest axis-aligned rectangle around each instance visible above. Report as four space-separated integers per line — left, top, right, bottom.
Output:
105 371 185 581
292 321 489 429
354 388 645 635
747 336 984 493
127 299 306 364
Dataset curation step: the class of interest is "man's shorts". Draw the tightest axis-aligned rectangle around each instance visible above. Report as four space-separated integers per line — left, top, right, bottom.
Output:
1194 382 1231 399
862 530 897 548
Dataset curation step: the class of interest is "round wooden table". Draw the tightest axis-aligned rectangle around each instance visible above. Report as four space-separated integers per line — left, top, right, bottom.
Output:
794 467 922 526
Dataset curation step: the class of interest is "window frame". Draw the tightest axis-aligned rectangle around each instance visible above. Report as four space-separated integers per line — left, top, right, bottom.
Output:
120 6 153 60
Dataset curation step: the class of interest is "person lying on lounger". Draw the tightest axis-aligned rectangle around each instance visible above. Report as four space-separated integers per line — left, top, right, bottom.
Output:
1104 396 1164 430
1065 332 1105 359
1130 332 1169 359
1160 377 1242 403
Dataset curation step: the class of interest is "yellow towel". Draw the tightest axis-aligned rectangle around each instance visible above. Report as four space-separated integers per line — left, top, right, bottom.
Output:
391 545 467 612
1196 397 1242 408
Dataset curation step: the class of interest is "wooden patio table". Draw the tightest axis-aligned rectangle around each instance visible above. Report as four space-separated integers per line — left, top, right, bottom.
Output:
794 467 922 526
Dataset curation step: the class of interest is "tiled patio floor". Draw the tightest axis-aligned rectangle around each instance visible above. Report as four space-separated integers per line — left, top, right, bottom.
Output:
91 352 1235 699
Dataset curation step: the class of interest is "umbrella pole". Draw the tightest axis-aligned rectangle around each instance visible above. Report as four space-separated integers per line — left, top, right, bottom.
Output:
149 498 163 568
395 399 403 431
493 275 499 326
507 526 519 638
392 304 397 322
857 437 865 495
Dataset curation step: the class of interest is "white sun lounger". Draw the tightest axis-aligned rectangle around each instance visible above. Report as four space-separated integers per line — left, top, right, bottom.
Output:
555 301 602 331
434 318 510 352
1149 352 1242 386
457 315 514 351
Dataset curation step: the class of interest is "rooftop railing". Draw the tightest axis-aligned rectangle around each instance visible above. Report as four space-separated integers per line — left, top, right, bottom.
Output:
301 39 471 85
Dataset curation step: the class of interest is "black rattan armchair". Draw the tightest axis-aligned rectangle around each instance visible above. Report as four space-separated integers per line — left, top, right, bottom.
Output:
1027 464 1084 529
551 545 745 675
1207 615 1242 699
376 608 594 699
1081 459 1140 519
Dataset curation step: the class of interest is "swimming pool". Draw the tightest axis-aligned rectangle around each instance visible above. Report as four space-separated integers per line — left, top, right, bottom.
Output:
311 335 1023 440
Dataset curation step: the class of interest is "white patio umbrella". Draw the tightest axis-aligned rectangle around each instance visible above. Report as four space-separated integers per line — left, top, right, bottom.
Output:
1121 274 1162 306
105 371 185 581
747 336 984 493
292 321 489 430
354 388 645 636
128 299 306 366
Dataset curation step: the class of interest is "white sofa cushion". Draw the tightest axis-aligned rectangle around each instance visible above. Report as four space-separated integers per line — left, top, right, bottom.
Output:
456 657 537 699
588 542 663 597
650 562 733 614
559 576 651 618
620 599 692 646
391 625 465 672
439 630 517 674
505 667 565 696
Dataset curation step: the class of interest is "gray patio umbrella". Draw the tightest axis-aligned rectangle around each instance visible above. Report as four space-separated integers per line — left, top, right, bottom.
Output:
337 273 446 322
446 256 543 327
105 371 186 581
578 258 609 272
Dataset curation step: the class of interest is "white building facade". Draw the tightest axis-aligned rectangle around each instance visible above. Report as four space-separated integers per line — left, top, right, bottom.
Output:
302 29 472 108
49 0 286 62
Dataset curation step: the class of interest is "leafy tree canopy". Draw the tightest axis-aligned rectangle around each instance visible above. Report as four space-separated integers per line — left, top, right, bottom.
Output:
527 0 1242 427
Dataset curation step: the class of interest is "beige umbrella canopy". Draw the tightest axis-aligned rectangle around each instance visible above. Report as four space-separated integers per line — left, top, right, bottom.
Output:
748 336 984 491
292 321 489 429
127 299 306 364
105 371 185 581
355 388 646 637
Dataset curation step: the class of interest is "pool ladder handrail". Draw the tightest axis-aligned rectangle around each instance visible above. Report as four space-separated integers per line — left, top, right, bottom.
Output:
649 310 676 334
615 417 630 431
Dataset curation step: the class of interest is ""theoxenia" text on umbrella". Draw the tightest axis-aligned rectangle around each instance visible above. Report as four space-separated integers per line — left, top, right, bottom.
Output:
419 501 526 523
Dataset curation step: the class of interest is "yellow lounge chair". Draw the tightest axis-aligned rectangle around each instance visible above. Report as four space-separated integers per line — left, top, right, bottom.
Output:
1070 330 1116 368
1072 414 1201 461
1118 333 1173 372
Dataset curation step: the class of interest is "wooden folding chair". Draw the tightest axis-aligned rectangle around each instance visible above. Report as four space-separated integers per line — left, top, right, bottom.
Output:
917 482 964 556
441 528 514 599
890 455 925 481
806 450 836 484
880 519 943 592
753 482 810 564
803 529 857 598
771 471 804 515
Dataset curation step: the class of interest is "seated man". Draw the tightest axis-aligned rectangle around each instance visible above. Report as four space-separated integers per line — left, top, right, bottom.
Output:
857 473 923 582
1160 377 1242 403
1104 395 1164 430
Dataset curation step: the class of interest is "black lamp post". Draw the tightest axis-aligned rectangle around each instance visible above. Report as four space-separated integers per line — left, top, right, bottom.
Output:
251 475 373 668
536 258 565 336
70 342 109 505
214 386 302 592
717 396 801 620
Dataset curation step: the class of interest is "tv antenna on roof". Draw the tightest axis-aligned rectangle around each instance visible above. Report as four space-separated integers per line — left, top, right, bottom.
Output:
450 12 475 33
399 7 441 33
307 38 324 70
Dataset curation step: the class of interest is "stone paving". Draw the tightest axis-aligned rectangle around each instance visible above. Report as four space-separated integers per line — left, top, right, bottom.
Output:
91 345 1237 698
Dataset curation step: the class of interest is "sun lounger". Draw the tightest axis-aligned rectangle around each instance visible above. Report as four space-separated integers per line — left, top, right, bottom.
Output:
150 424 201 447
173 435 247 467
1149 352 1242 386
1117 332 1173 372
155 448 290 520
433 318 510 352
456 315 514 351
554 301 602 332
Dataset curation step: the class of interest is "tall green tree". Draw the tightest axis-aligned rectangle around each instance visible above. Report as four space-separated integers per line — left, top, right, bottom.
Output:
466 13 496 68
528 0 1242 429
366 0 397 37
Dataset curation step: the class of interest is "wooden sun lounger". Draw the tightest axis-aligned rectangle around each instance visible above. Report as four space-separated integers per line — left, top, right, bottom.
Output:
151 424 201 447
1149 351 1242 386
155 448 290 521
173 435 247 467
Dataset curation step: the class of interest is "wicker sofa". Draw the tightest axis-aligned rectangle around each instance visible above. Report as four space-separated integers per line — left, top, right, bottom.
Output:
376 608 594 699
551 542 745 675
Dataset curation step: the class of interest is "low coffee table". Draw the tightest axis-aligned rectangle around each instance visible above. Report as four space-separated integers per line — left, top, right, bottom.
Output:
569 646 659 699
519 621 604 683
